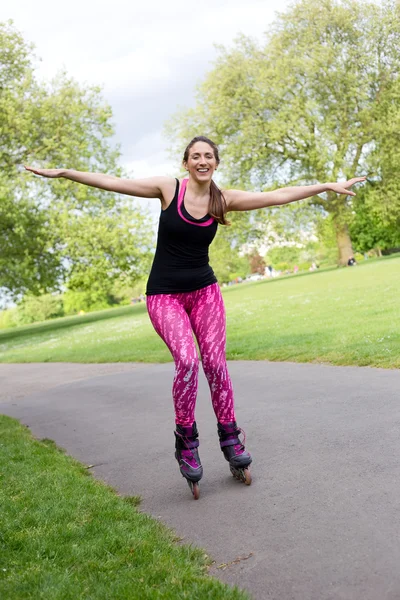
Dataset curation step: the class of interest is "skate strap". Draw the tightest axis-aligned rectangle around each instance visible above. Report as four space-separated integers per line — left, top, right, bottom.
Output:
185 439 199 449
220 437 240 448
175 431 200 449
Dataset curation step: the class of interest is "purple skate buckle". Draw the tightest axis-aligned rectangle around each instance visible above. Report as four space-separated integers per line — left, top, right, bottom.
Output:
220 437 240 448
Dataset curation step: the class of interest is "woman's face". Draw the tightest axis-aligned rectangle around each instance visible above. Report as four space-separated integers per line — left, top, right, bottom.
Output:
183 141 218 183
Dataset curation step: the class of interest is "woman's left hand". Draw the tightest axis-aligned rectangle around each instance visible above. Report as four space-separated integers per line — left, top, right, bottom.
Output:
326 177 367 196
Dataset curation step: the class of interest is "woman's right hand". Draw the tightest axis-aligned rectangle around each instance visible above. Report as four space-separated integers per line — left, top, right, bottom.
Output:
24 166 65 178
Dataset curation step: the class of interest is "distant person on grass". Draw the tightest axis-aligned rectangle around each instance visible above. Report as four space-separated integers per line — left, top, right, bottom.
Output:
25 137 365 499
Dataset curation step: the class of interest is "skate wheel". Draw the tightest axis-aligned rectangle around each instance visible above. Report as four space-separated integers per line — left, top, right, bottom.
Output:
243 468 252 486
230 465 240 480
188 481 200 500
230 465 252 485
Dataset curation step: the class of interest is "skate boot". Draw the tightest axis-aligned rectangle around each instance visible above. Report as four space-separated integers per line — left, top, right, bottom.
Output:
175 422 203 500
218 421 252 485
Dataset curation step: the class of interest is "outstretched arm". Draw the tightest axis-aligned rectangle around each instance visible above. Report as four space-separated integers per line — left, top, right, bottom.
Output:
24 167 176 200
224 177 366 211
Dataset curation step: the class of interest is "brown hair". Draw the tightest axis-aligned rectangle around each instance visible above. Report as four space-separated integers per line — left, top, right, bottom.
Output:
183 136 230 226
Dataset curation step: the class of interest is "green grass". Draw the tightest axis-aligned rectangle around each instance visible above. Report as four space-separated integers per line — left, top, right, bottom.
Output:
0 415 249 600
1 257 399 368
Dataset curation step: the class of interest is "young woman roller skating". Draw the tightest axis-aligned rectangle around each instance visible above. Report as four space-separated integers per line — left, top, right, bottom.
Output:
25 137 365 499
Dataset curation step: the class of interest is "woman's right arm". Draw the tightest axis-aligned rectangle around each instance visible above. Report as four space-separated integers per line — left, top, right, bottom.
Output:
24 167 175 201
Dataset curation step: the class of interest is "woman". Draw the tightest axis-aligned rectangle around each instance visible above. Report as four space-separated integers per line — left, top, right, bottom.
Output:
25 136 365 499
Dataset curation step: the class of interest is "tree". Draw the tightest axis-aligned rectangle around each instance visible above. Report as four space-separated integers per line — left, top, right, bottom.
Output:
63 204 154 296
0 177 62 299
0 21 60 301
166 0 400 264
349 183 400 253
248 252 266 275
209 231 249 283
0 21 152 303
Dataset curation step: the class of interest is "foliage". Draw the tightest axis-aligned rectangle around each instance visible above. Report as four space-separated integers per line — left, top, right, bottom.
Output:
349 182 400 253
166 0 400 263
209 230 249 282
0 176 62 301
275 262 290 272
265 237 338 271
266 245 302 267
62 204 154 295
248 252 266 274
208 208 265 283
0 307 19 329
0 20 152 301
16 293 64 325
62 290 113 315
111 277 147 306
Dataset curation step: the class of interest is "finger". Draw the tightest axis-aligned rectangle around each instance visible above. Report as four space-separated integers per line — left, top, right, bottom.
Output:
338 187 356 195
347 177 366 186
24 166 41 175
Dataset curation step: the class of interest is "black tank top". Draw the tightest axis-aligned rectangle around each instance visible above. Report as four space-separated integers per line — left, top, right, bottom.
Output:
146 178 218 295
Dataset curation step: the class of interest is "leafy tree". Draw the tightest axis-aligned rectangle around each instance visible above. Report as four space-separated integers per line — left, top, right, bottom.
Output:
265 245 302 268
209 232 249 283
166 0 400 264
248 252 266 275
0 176 62 300
17 293 64 325
63 205 154 297
349 183 400 253
1 21 152 303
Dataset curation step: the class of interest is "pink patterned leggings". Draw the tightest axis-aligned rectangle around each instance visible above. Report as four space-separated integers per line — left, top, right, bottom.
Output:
146 283 236 426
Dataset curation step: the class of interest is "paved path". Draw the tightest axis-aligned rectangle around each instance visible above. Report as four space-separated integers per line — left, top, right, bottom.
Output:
1 362 400 600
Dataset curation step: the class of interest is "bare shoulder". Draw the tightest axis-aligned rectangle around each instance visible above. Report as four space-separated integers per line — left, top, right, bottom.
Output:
157 176 178 207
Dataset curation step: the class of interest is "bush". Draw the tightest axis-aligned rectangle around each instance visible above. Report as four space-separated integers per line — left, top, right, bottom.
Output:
298 262 312 271
17 294 64 325
0 307 19 329
266 246 302 267
63 289 113 315
111 277 147 306
275 262 290 272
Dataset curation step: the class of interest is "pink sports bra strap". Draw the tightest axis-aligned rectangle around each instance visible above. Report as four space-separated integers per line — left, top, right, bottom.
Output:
177 178 188 207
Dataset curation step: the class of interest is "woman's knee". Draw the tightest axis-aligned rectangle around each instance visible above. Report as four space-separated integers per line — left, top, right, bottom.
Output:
175 354 200 378
202 356 227 378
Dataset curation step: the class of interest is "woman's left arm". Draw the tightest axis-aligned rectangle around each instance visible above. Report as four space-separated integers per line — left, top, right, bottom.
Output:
225 177 366 212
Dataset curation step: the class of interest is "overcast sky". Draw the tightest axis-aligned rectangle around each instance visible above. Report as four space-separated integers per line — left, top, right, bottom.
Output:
4 0 291 185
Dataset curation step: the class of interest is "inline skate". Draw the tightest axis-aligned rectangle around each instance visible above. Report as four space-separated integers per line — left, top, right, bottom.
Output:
218 421 252 485
175 422 203 499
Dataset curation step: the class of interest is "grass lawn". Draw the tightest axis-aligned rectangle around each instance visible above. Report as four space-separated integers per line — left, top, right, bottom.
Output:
0 415 249 600
0 256 399 368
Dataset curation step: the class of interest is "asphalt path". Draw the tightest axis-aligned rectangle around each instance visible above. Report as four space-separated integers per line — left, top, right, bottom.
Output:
1 361 400 600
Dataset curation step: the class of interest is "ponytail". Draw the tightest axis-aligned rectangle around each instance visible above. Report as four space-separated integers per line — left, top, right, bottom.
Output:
209 179 230 226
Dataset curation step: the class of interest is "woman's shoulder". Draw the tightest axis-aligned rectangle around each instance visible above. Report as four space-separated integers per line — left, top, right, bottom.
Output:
160 177 181 210
157 177 178 207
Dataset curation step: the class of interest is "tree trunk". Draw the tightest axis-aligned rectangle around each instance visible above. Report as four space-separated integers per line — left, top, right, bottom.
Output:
334 220 354 265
